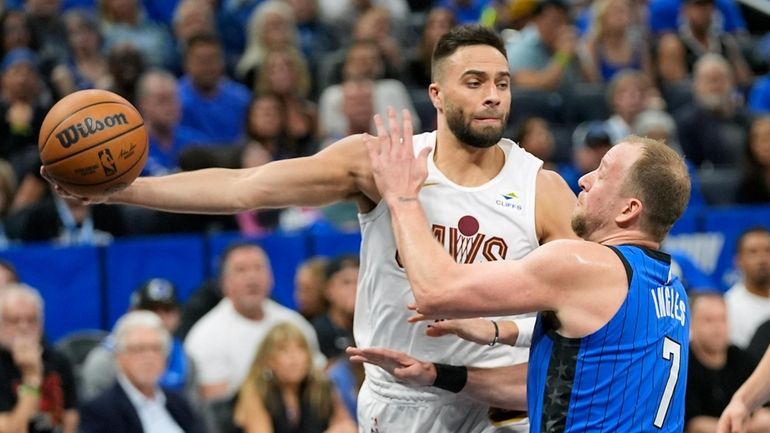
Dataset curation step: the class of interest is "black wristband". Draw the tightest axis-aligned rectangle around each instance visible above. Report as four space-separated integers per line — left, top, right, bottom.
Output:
433 363 468 393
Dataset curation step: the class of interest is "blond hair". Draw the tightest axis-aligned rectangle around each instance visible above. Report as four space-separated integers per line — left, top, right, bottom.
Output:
234 323 332 425
621 136 691 242
254 47 311 98
236 0 298 79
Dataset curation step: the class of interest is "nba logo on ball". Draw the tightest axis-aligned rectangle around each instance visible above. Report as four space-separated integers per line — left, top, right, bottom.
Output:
98 149 117 176
38 89 148 196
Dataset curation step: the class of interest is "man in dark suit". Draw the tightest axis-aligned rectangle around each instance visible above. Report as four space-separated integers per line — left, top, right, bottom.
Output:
79 311 203 433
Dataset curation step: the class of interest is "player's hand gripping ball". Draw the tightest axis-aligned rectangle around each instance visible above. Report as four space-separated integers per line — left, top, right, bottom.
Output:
39 89 148 196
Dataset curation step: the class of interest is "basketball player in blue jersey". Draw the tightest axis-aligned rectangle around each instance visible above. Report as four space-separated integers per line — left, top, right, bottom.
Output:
350 110 692 433
43 26 578 433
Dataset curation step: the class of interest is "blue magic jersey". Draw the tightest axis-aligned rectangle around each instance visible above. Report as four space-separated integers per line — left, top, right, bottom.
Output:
527 245 689 433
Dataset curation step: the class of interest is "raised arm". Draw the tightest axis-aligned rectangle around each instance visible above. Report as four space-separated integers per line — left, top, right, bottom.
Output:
365 110 626 324
45 134 377 214
346 347 527 410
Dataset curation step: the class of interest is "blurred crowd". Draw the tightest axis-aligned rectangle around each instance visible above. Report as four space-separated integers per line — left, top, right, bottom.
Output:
0 0 767 247
0 227 768 433
0 0 770 432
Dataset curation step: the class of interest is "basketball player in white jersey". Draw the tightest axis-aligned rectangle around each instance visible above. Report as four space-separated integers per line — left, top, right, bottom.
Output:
43 25 577 433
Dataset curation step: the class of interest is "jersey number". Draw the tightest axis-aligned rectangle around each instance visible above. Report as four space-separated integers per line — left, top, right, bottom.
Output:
654 337 681 428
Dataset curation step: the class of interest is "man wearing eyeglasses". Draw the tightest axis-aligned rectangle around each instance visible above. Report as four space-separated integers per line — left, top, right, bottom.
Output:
0 284 79 433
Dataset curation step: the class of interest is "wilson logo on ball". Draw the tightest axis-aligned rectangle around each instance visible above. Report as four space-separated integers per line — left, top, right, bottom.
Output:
55 113 130 148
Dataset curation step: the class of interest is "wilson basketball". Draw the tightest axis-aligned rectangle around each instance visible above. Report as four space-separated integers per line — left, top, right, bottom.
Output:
39 89 148 196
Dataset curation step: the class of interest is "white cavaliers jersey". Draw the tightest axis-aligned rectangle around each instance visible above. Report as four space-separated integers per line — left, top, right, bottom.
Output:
355 131 543 390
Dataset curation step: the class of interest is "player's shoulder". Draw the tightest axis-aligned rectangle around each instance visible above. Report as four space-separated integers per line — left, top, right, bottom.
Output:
535 167 574 195
532 239 621 271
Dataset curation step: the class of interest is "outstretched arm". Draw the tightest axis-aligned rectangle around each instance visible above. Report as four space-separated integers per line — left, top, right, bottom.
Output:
418 316 526 347
718 347 770 433
346 347 527 410
44 134 376 214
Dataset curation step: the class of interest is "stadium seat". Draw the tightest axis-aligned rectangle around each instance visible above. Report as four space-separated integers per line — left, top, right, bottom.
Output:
697 167 741 206
55 329 109 398
509 89 564 125
565 83 610 126
663 81 694 114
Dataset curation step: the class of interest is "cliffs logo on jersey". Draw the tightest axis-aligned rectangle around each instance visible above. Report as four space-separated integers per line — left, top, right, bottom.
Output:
496 191 523 211
396 215 509 267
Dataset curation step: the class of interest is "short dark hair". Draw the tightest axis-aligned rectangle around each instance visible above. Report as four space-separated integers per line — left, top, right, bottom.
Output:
217 241 265 277
736 226 770 253
533 0 569 16
185 33 222 57
431 25 506 82
325 254 360 280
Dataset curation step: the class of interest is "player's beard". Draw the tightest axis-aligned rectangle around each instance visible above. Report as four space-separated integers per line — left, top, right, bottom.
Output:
570 212 596 240
571 213 587 239
445 102 506 148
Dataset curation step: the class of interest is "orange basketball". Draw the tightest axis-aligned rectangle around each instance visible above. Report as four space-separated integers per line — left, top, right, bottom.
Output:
39 89 148 196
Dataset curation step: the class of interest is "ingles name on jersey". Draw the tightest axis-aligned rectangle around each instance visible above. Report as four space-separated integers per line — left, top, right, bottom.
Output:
395 215 509 267
650 285 687 327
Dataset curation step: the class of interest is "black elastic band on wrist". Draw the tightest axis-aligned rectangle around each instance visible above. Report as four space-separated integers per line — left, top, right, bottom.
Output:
489 320 500 346
433 363 468 393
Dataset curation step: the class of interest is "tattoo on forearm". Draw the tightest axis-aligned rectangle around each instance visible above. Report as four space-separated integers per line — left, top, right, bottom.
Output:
398 197 419 202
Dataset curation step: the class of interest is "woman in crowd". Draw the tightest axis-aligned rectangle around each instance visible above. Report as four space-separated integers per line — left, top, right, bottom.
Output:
233 322 355 433
581 0 652 83
254 47 318 148
50 10 110 98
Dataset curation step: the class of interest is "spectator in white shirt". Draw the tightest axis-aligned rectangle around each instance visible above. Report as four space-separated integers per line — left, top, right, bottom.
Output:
726 227 770 348
184 242 323 401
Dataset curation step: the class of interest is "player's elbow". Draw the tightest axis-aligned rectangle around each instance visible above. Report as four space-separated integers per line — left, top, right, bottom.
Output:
411 273 465 316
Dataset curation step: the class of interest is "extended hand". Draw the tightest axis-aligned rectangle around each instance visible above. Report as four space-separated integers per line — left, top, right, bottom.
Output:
406 305 510 346
717 399 749 433
427 318 499 346
364 108 431 206
347 346 436 387
40 166 109 204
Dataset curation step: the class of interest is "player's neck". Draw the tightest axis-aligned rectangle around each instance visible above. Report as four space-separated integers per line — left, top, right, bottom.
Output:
434 127 505 187
592 229 659 250
233 302 265 321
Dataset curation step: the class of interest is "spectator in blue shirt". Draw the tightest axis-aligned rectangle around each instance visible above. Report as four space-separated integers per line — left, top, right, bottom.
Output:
178 33 252 145
137 69 210 176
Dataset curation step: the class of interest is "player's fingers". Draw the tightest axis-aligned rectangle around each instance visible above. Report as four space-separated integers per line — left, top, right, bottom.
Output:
348 355 369 364
387 107 401 158
408 314 430 322
731 416 744 433
425 326 448 337
362 133 380 164
361 347 408 365
416 147 432 177
373 114 390 156
401 109 414 157
39 166 51 182
345 346 363 357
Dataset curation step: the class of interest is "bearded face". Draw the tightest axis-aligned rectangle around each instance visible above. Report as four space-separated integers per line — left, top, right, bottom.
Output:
444 99 506 149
